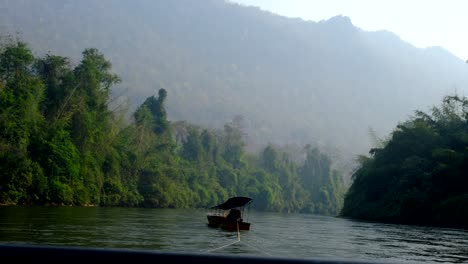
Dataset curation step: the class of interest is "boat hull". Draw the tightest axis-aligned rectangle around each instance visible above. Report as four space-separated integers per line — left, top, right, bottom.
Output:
207 215 251 231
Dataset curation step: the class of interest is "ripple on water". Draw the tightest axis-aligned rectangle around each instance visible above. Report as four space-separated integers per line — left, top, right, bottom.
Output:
1 207 468 263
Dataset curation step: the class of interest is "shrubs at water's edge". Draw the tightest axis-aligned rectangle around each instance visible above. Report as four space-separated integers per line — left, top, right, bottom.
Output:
340 95 468 229
0 40 345 215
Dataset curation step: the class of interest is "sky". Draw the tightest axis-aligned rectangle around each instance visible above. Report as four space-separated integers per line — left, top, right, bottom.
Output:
231 0 468 61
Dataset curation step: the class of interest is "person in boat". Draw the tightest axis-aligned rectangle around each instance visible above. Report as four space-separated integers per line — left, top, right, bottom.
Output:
226 208 242 223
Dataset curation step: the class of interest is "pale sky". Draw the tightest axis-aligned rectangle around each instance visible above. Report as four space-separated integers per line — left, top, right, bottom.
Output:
231 0 468 61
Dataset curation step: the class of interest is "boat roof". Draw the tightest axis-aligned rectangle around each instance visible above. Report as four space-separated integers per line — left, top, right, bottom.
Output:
211 197 252 210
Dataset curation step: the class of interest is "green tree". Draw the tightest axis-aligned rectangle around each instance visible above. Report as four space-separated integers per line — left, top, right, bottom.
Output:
341 95 468 229
0 41 45 204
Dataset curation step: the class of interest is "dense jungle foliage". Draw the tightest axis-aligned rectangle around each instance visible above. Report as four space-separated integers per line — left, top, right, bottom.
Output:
0 40 345 215
3 0 467 161
340 94 468 229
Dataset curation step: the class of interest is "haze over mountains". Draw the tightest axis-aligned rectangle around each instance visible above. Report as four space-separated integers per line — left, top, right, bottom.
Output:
1 0 467 163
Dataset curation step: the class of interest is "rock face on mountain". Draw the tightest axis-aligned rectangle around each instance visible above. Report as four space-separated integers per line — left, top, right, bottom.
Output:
1 0 467 159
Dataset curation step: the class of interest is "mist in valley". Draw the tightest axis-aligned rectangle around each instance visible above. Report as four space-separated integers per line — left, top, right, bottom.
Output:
1 0 467 176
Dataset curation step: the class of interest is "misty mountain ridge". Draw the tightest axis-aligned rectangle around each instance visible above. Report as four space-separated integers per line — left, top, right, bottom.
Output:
1 0 467 167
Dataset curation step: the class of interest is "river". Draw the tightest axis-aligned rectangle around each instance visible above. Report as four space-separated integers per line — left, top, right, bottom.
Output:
0 206 467 263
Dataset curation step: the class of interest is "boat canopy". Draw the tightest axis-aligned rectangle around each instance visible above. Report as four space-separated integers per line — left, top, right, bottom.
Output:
211 197 252 210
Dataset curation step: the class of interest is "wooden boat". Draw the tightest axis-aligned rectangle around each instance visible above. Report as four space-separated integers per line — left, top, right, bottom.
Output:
206 196 252 231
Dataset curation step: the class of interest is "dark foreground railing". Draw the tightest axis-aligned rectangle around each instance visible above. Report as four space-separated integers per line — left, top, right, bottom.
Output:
0 244 390 264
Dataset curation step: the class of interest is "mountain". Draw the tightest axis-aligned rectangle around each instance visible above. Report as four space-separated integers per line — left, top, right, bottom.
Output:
1 0 467 163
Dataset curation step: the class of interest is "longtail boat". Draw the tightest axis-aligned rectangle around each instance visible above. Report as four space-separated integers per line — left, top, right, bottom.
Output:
206 197 253 231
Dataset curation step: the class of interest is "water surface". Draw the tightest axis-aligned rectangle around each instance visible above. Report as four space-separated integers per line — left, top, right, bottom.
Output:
0 206 467 263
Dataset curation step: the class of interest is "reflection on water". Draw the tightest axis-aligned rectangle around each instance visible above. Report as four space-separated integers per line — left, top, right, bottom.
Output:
0 207 467 263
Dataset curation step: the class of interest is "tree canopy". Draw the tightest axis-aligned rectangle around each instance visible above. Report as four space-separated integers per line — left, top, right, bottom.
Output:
0 39 345 215
340 95 468 229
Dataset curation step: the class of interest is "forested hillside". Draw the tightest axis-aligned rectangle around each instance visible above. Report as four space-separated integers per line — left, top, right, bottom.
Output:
2 0 468 221
340 95 468 228
1 0 467 162
0 40 344 215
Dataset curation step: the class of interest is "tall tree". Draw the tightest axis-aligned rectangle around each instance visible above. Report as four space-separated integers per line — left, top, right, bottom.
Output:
0 41 45 204
341 95 468 229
